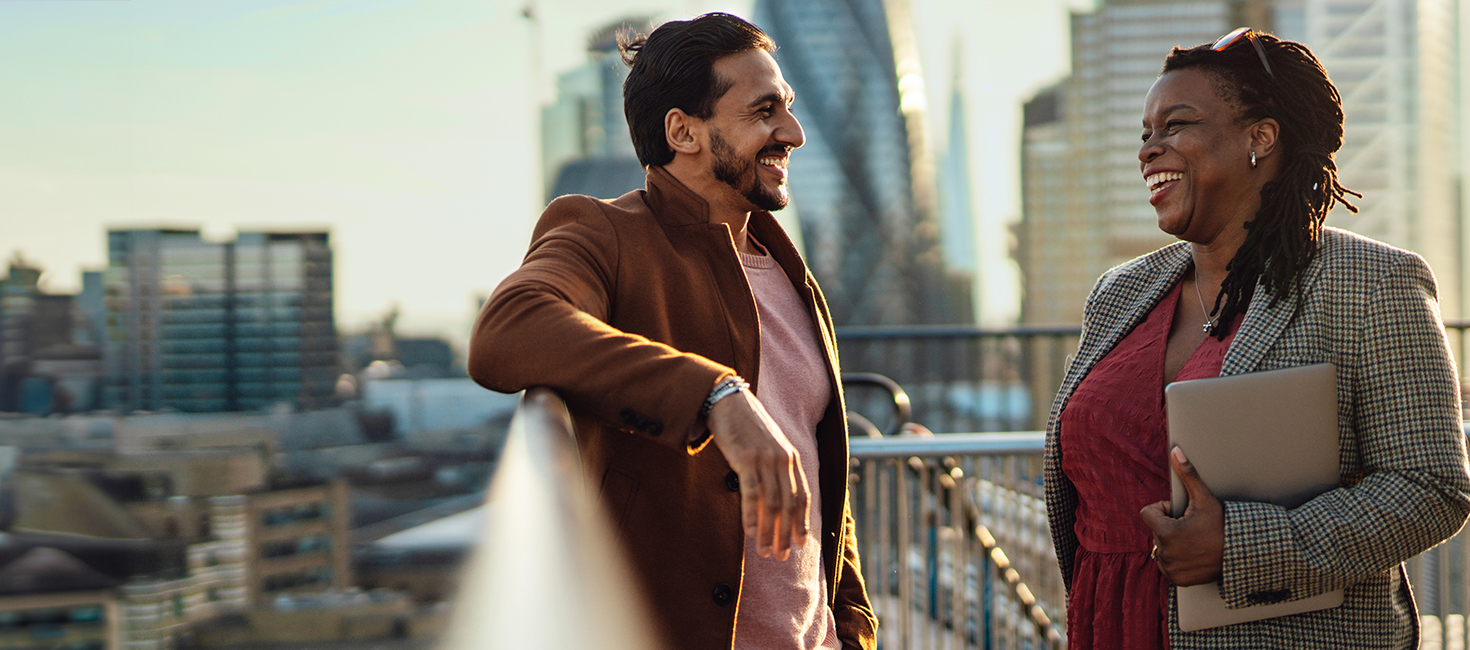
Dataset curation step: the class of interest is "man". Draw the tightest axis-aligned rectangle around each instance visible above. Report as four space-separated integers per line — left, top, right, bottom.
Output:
469 13 876 650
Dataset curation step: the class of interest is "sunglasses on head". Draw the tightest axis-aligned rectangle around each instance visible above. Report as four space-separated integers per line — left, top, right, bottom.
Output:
1212 27 1274 77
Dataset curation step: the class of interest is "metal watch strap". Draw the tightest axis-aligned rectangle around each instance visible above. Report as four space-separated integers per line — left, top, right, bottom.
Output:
701 376 749 417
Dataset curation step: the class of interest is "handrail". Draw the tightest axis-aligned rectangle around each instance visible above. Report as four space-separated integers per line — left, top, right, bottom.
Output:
441 388 664 650
836 324 1084 338
849 431 1045 458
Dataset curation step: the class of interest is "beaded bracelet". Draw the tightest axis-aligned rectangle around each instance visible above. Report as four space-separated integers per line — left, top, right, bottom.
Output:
701 375 750 417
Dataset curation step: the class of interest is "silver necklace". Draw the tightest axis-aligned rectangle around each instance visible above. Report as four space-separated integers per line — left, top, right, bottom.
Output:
1193 272 1219 334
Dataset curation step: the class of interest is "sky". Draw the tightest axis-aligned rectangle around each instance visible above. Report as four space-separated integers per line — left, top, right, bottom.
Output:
0 0 1091 344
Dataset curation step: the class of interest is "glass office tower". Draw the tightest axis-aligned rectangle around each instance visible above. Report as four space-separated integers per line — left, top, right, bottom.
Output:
103 230 336 413
753 0 969 325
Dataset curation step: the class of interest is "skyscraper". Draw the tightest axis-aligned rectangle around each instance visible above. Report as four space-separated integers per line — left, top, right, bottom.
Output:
1271 0 1461 318
539 19 647 202
753 0 970 325
1017 84 1075 325
1019 0 1461 324
1017 1 1252 325
103 229 337 413
939 44 980 322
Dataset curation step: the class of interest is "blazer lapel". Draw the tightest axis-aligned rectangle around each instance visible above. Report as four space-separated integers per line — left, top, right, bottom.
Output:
1219 253 1325 376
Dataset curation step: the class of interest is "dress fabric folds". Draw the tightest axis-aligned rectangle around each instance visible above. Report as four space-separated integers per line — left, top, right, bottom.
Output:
1059 281 1241 650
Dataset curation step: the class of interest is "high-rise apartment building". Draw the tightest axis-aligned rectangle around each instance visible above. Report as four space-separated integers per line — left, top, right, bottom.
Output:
103 229 336 413
753 0 970 325
1018 84 1075 325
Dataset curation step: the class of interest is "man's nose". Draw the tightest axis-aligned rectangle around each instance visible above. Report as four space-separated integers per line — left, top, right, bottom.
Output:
778 111 805 150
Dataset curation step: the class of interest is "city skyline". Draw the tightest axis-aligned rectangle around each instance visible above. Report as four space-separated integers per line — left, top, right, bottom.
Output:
22 0 1444 342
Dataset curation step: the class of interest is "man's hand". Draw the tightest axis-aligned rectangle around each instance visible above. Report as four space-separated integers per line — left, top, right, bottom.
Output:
706 385 809 561
1140 446 1224 586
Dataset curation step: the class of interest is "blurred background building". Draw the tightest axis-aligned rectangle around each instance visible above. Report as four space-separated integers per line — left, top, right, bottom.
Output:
939 45 980 321
1016 0 1245 326
102 229 338 413
752 0 974 326
540 18 648 202
1017 0 1463 325
1272 0 1462 319
0 256 104 414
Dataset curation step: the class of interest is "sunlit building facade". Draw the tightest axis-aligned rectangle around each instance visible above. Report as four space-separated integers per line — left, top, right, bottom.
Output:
1017 1 1240 325
1272 0 1461 317
1019 0 1461 324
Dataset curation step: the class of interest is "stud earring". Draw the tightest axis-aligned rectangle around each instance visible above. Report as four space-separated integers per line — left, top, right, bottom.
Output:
1250 151 1258 168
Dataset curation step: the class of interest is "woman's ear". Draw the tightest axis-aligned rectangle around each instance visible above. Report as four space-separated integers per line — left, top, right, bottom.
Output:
1250 118 1280 160
665 108 701 156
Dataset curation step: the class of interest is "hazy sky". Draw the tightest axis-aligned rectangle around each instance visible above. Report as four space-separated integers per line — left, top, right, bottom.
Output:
0 0 1089 343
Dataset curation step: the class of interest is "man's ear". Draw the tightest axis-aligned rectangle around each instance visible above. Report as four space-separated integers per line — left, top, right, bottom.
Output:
1250 118 1279 160
665 108 701 156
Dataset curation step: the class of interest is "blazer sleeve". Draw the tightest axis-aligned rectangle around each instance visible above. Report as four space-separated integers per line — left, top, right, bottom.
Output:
468 196 734 454
833 498 878 650
1216 252 1470 609
1045 272 1111 593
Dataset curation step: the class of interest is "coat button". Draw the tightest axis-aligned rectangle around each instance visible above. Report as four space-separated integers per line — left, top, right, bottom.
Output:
711 583 734 606
620 409 639 426
725 471 740 492
646 420 663 437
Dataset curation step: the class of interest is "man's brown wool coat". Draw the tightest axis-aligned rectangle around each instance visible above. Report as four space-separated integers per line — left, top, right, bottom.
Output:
469 166 877 650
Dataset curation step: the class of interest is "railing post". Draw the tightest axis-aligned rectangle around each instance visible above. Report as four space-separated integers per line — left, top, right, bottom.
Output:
897 458 912 648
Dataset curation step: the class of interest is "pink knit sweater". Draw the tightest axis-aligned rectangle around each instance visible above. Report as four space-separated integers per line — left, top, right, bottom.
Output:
733 246 842 650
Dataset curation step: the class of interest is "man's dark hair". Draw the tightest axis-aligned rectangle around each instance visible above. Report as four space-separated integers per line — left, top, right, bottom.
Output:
1162 33 1360 340
618 13 776 168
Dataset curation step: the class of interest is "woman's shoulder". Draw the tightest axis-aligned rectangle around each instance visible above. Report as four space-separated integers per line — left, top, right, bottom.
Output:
1091 241 1191 295
1315 227 1436 287
1318 227 1421 268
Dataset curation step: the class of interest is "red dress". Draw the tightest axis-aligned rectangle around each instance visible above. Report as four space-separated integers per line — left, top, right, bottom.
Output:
1059 280 1241 649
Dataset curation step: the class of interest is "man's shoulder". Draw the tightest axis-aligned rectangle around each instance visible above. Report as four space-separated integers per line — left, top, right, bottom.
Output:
533 190 653 241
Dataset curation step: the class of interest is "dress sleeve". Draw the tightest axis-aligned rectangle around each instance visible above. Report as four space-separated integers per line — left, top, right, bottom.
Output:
467 196 734 455
1216 252 1470 608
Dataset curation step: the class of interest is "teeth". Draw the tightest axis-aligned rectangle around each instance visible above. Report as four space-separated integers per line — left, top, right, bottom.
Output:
759 157 787 169
1145 171 1183 191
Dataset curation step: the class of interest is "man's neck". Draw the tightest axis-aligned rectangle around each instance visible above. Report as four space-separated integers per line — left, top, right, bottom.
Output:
663 160 757 255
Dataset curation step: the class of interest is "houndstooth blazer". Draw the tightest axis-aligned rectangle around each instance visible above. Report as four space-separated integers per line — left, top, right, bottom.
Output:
1043 227 1470 649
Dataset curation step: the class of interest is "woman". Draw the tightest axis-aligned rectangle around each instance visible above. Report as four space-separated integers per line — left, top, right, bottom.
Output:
1043 29 1470 648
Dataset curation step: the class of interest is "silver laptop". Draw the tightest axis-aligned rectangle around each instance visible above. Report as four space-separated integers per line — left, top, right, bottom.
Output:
1165 363 1343 632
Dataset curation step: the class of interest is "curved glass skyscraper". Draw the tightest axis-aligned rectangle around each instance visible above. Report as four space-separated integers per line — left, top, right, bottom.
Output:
753 0 969 325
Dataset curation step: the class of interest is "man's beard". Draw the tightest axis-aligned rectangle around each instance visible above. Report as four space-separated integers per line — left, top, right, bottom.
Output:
710 130 789 211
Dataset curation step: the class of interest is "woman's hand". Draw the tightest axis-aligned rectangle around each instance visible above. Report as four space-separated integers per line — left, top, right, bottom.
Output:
1140 446 1225 586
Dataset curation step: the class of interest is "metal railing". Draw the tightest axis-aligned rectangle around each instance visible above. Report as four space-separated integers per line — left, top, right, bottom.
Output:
849 432 1062 650
836 326 1080 435
456 377 1470 649
839 322 1470 438
850 430 1470 650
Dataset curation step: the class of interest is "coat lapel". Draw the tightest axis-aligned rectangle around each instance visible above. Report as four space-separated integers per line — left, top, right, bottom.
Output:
1219 251 1324 376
